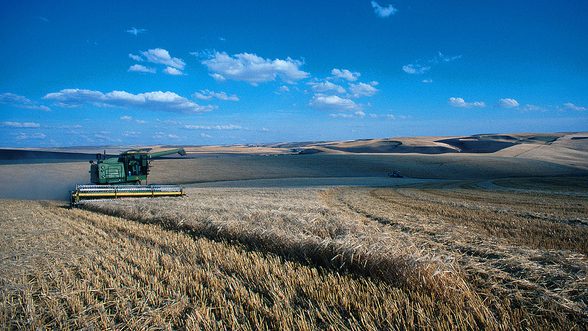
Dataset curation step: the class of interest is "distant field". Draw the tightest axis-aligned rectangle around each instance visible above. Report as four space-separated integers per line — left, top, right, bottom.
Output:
1 153 586 200
1 131 586 200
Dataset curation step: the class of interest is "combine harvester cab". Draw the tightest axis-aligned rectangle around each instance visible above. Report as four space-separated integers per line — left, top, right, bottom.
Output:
71 147 187 207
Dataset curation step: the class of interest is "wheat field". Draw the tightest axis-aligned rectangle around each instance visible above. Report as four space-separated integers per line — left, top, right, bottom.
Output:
1 181 587 329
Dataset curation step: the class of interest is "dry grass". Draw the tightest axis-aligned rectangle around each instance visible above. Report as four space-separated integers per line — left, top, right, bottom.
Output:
329 186 588 325
1 200 494 330
2 182 587 329
81 190 473 299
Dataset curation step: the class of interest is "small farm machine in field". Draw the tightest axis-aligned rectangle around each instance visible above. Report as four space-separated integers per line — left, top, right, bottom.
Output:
70 148 187 206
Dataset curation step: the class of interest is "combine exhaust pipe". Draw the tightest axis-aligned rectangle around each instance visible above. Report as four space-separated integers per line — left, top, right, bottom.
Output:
71 184 184 207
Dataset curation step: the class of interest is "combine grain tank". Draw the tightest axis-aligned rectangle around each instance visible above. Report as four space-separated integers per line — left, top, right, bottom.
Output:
70 148 187 206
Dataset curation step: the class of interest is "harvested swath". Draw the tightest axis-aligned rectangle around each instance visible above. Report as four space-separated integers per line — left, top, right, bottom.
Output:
382 188 588 253
80 189 474 303
329 187 588 326
81 186 588 328
1 200 509 329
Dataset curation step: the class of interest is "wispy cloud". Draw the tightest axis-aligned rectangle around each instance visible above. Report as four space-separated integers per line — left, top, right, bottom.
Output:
128 64 156 73
422 79 433 84
184 124 242 130
330 68 360 81
16 132 46 140
0 92 51 111
126 27 147 36
435 52 462 63
562 102 586 111
56 124 83 129
123 131 141 137
201 51 309 85
93 131 121 143
448 97 486 108
402 64 431 75
499 98 519 108
129 53 143 62
330 111 366 119
369 113 399 120
349 81 379 98
44 89 215 113
153 132 180 140
193 90 239 101
403 52 461 75
1 121 41 128
371 1 397 18
308 80 346 94
189 49 217 59
120 115 147 124
521 104 547 112
310 94 360 111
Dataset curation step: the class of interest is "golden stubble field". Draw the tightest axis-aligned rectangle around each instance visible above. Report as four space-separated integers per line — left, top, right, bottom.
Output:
1 178 587 329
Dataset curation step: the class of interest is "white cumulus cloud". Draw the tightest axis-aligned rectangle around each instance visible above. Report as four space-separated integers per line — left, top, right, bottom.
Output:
44 89 215 113
448 97 486 108
163 66 184 75
308 80 346 94
330 68 360 81
202 51 309 85
371 1 397 18
128 64 155 73
193 90 239 101
141 48 185 69
310 94 360 111
499 98 519 108
349 82 379 98
0 92 51 111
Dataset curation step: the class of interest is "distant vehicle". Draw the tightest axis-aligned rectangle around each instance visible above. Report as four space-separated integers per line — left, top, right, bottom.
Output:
388 170 403 178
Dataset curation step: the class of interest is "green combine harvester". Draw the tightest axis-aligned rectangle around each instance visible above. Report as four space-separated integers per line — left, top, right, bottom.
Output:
70 147 187 206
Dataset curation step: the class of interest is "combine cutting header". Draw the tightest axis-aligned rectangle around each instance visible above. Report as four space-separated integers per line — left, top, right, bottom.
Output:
71 147 186 206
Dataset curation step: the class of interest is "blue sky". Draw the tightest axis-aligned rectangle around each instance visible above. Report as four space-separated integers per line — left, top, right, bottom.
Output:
1 0 587 147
